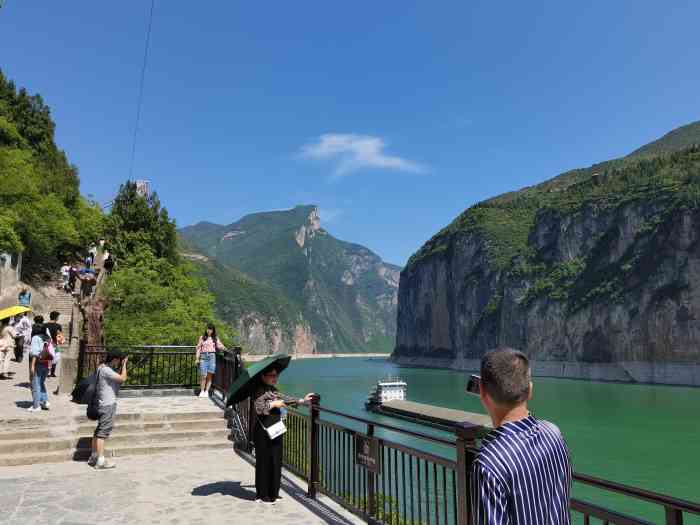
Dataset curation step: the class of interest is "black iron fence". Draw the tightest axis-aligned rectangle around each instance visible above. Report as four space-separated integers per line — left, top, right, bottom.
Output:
227 393 700 525
80 344 243 389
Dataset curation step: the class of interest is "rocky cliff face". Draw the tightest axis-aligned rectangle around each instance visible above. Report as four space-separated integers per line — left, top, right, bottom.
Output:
395 123 700 377
237 314 316 355
181 205 400 354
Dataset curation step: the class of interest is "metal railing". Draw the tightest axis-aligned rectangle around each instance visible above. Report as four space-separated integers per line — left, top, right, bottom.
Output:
79 344 199 388
211 347 242 395
227 393 700 525
79 344 244 389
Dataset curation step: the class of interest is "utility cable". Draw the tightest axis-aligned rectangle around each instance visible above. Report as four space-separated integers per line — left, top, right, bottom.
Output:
128 0 156 180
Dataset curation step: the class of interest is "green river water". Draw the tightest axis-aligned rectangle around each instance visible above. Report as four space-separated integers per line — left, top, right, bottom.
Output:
279 357 700 524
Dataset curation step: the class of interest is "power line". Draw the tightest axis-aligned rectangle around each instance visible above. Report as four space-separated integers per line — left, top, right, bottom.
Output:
128 0 156 180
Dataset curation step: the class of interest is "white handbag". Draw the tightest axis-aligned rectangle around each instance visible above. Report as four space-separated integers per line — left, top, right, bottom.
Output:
263 420 287 440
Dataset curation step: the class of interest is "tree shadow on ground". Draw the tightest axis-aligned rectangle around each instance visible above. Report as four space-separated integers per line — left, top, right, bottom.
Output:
191 481 257 501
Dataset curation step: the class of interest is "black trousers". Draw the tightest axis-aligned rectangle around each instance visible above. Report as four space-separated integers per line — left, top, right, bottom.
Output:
253 419 283 500
14 337 24 363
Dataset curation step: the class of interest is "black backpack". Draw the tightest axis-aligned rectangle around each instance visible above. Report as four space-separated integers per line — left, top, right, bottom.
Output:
71 368 101 420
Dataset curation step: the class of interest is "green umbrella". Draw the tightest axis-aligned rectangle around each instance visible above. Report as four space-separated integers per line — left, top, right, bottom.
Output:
226 353 292 406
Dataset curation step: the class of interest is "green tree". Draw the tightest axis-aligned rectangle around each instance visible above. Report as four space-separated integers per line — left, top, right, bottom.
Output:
0 69 103 278
103 248 233 347
105 181 178 263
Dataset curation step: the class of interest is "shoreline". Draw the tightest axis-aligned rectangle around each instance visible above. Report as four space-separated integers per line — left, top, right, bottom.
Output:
390 356 700 387
243 352 390 362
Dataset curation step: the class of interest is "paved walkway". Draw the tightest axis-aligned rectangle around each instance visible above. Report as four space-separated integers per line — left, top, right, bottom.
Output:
0 449 363 525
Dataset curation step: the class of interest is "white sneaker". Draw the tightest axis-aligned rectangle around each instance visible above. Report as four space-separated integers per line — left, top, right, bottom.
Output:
95 458 116 469
27 406 40 413
41 402 51 410
198 390 207 398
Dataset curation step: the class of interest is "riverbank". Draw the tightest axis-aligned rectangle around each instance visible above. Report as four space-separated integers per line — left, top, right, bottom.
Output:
244 352 389 362
391 356 700 387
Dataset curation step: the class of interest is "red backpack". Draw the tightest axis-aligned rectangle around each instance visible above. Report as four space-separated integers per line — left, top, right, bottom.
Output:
38 338 55 362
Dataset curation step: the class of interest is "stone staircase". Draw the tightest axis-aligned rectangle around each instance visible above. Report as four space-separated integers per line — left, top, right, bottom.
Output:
50 286 75 321
0 407 230 467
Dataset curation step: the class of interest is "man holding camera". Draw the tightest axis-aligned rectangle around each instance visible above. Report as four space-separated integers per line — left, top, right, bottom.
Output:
89 351 128 470
471 348 572 525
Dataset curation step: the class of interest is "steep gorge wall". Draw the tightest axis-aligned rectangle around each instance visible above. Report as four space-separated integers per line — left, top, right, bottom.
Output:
394 200 700 385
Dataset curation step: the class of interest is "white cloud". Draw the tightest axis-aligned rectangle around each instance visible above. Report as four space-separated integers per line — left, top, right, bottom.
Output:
299 133 426 178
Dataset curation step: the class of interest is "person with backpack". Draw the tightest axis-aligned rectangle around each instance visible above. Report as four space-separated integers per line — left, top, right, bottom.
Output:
89 350 128 469
45 311 64 377
28 317 53 412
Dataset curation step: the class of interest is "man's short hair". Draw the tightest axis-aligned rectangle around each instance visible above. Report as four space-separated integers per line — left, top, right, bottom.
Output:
49 310 60 321
480 347 531 406
105 350 125 362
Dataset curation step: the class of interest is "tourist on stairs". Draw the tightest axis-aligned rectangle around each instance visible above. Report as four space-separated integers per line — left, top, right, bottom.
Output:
45 311 64 377
28 317 53 412
13 312 31 364
17 288 31 307
60 262 71 291
0 318 16 379
252 366 314 504
195 323 226 398
89 350 128 469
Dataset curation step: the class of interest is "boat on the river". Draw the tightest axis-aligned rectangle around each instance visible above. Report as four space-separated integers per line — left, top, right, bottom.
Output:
365 377 407 409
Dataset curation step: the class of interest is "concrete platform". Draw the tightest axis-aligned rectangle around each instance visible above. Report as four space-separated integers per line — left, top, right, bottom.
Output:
372 399 492 432
0 448 363 525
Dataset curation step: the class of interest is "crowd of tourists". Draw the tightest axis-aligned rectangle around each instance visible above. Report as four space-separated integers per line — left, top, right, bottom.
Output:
0 309 64 411
58 239 115 300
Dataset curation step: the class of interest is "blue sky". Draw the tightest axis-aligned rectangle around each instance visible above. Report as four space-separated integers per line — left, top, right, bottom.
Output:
2 2 699 265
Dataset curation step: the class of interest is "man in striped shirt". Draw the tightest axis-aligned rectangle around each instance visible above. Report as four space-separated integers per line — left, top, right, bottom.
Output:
470 348 572 525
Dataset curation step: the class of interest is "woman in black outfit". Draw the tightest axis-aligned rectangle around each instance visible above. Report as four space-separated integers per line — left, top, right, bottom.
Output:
252 365 314 504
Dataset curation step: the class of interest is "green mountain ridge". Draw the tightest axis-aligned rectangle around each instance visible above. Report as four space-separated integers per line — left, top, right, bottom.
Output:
179 205 400 354
396 119 700 370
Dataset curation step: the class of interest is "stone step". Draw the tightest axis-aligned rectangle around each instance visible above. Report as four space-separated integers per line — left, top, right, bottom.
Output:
0 418 224 442
0 410 223 432
0 440 230 467
0 428 227 455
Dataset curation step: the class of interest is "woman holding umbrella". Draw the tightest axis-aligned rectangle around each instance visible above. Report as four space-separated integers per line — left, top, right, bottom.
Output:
227 354 315 505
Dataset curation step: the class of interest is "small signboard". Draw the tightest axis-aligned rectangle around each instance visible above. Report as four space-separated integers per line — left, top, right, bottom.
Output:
355 433 380 473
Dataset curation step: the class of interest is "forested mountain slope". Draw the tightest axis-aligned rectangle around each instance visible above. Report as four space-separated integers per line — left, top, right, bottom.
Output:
396 120 700 379
180 206 400 354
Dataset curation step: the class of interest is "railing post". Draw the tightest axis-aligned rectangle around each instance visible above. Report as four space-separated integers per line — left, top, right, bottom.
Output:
147 347 154 388
307 393 321 499
665 507 683 525
455 423 479 525
367 423 377 518
233 346 242 381
247 397 256 453
76 339 86 382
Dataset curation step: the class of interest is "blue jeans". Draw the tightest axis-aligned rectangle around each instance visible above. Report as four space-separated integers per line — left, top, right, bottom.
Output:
199 352 216 376
31 363 49 408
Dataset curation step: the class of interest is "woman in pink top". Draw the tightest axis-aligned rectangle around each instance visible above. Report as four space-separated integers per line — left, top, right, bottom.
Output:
195 323 226 397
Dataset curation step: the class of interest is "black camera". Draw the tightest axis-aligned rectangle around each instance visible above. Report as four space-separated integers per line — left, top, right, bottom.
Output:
466 374 481 396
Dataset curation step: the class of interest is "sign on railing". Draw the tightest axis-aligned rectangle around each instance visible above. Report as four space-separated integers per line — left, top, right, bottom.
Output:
355 433 380 473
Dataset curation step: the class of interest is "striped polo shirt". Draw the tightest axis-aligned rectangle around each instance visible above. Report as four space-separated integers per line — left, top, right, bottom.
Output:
470 415 572 525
